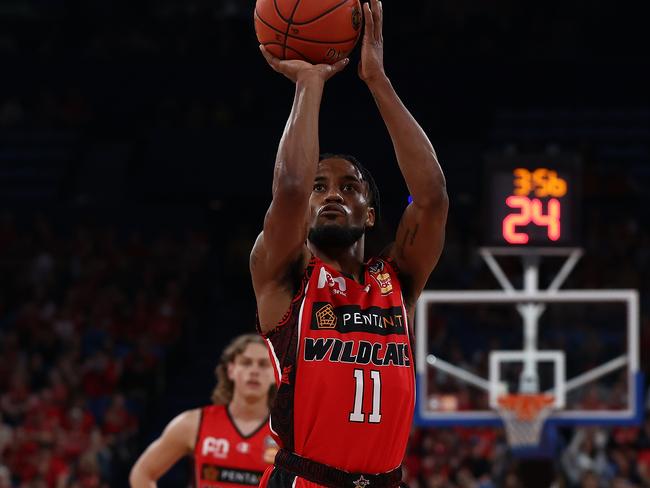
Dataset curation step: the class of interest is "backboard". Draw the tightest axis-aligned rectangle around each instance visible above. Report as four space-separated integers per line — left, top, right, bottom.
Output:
414 248 643 433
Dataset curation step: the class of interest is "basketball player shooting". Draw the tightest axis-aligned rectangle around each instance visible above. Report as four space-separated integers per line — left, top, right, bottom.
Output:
252 1 448 487
129 335 277 488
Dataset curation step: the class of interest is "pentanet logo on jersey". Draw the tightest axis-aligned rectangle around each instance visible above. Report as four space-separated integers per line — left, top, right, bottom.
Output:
201 463 221 482
200 464 263 486
314 303 337 329
311 303 406 336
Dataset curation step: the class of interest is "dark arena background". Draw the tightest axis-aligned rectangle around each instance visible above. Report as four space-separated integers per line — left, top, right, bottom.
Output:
1 1 649 487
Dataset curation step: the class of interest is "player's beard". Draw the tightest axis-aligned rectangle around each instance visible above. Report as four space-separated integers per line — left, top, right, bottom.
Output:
308 224 364 250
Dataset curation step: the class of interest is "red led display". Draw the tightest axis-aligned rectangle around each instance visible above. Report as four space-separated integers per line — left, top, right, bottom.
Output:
503 196 561 244
485 156 580 246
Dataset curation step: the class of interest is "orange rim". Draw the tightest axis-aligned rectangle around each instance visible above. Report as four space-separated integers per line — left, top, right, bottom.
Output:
497 394 555 421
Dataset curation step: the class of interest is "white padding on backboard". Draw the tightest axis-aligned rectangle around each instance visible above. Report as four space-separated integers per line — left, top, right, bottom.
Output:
489 350 566 409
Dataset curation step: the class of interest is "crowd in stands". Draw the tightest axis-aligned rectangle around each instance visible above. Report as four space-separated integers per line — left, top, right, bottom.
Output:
403 419 650 487
0 214 210 486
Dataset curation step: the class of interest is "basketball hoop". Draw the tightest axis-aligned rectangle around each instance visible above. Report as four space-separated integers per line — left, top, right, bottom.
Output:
496 394 556 448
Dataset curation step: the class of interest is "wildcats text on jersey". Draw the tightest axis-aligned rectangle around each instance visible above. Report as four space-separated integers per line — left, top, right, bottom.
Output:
304 338 411 367
311 303 406 335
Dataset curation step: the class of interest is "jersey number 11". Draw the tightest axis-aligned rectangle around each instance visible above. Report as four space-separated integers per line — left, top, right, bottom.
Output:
349 369 382 424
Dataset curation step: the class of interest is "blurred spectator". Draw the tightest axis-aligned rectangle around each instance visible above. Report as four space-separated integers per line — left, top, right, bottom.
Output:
561 429 611 487
0 219 209 485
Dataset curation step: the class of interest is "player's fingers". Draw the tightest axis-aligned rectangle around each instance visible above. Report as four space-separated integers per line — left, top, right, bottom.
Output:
331 57 350 74
378 1 384 41
259 45 276 64
259 45 280 70
363 2 374 40
371 0 381 40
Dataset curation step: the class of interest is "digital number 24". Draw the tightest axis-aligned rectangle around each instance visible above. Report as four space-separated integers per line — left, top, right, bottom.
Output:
503 196 561 244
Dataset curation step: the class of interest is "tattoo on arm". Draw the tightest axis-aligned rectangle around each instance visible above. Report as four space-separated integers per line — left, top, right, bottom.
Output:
397 223 420 259
409 224 419 246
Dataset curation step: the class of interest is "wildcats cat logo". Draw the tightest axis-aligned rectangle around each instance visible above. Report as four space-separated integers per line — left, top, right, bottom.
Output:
369 260 393 295
373 272 393 295
263 436 279 464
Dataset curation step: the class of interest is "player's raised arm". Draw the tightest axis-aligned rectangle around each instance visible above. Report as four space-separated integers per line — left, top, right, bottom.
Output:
359 0 448 305
251 47 349 332
129 410 199 488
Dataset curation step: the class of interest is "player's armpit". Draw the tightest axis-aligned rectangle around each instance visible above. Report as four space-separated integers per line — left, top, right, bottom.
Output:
251 197 310 283
251 230 310 335
389 196 448 305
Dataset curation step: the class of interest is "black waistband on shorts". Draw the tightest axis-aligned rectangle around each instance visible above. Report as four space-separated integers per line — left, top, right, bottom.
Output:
274 449 404 488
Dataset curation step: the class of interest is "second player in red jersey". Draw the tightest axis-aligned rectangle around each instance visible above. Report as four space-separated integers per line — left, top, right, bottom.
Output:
194 404 276 487
130 335 278 488
251 1 448 486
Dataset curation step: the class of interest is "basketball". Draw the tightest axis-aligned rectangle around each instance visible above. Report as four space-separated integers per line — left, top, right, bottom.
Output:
254 0 363 65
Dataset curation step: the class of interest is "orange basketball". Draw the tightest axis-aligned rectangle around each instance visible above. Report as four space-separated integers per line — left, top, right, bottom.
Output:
254 0 363 65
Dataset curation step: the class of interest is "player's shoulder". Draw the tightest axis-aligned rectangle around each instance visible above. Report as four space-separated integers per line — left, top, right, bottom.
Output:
200 404 227 419
160 408 203 452
252 234 311 288
169 408 202 432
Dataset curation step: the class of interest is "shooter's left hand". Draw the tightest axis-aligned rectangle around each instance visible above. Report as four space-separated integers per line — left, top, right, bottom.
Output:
358 0 386 85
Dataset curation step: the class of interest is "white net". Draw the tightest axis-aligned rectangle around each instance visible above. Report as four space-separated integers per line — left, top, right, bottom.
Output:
496 395 556 448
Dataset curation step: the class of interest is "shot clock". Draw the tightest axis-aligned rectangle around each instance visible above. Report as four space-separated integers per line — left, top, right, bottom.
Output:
485 155 581 246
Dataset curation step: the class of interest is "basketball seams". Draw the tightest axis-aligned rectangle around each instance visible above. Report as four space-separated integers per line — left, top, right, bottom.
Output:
284 45 316 66
261 42 316 64
256 11 360 45
297 34 360 45
282 0 303 61
256 0 361 63
291 0 351 26
272 0 290 22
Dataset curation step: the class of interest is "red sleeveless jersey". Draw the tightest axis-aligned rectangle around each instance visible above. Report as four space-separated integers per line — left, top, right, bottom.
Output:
193 405 277 488
261 256 416 474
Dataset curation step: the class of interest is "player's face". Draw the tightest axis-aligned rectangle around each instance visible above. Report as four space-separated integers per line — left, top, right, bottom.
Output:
228 343 274 401
309 158 375 239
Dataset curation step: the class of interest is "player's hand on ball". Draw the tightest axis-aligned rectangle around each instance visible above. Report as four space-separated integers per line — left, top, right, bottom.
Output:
358 0 385 84
259 46 349 83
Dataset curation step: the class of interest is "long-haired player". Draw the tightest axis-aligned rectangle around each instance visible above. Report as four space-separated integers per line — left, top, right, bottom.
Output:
129 334 277 488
